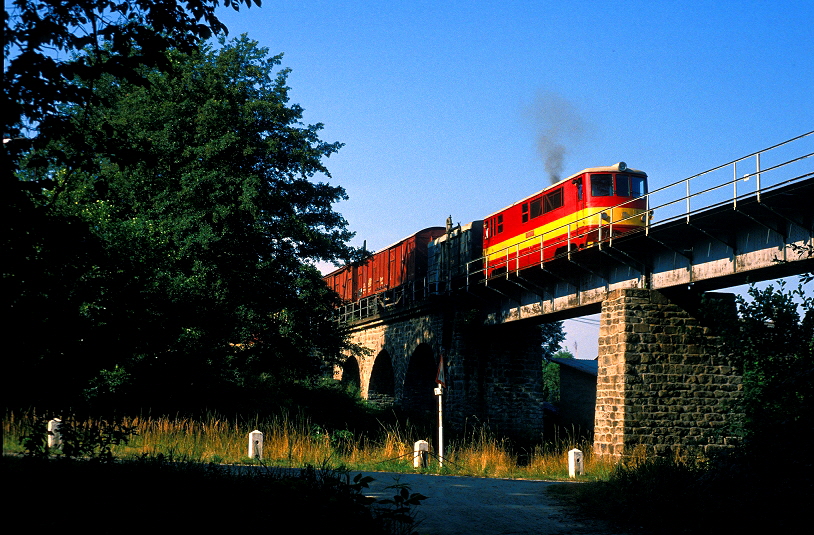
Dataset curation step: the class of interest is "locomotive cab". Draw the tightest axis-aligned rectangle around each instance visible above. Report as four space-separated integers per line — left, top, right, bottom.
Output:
482 162 648 276
576 162 648 246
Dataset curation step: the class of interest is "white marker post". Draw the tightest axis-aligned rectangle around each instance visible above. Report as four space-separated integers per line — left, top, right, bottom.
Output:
568 448 584 478
248 430 263 460
435 352 446 468
47 418 62 450
413 440 429 469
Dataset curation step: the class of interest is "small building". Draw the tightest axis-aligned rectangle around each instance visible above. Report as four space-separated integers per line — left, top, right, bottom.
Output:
551 358 597 435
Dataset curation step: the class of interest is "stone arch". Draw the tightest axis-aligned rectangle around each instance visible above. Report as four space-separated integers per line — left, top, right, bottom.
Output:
401 343 437 417
368 350 395 407
339 356 361 396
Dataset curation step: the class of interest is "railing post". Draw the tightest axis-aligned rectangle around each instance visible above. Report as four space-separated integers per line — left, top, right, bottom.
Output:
609 218 614 245
686 178 691 222
540 234 545 264
733 160 738 209
756 152 762 202
515 244 519 274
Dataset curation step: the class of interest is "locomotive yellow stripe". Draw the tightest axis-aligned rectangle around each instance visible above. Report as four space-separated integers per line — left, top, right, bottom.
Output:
484 206 645 259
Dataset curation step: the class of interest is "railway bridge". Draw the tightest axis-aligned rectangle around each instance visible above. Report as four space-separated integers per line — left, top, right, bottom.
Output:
335 133 814 457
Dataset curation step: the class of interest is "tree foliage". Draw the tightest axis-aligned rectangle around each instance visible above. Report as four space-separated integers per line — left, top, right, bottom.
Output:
5 35 359 411
4 0 259 140
541 348 573 403
540 324 566 403
725 282 814 447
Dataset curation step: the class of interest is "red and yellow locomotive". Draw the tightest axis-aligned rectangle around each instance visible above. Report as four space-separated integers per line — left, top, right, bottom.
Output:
482 162 647 276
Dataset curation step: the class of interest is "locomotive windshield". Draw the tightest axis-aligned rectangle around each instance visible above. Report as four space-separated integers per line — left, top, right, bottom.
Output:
590 174 614 196
590 173 646 198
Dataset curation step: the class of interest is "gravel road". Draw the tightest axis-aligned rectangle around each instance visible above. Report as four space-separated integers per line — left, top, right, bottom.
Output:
360 471 630 535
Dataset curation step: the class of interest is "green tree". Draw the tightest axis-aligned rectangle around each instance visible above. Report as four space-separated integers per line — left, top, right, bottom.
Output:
540 324 566 403
7 36 359 410
4 0 258 140
542 349 572 404
4 0 257 409
726 282 814 448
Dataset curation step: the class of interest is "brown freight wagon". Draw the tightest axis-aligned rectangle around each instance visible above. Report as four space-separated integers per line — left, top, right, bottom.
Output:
322 263 356 302
323 227 446 303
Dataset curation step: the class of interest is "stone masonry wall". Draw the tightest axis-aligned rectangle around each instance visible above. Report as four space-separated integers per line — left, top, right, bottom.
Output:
446 316 547 441
341 308 547 442
342 313 445 401
594 289 742 458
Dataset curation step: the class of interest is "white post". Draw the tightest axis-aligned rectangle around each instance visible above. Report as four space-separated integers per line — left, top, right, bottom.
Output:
434 386 443 467
248 430 263 460
47 418 62 450
413 440 429 469
568 448 584 478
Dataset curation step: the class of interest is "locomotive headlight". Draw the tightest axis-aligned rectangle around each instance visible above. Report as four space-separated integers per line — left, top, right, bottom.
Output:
617 161 628 171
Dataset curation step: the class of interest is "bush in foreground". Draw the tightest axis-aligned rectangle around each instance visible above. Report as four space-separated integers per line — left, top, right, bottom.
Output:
2 455 425 535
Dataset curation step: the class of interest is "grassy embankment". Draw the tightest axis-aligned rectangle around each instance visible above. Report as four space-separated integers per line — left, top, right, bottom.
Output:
3 409 612 481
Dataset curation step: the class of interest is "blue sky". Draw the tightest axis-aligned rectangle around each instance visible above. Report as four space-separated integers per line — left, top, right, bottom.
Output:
215 1 813 357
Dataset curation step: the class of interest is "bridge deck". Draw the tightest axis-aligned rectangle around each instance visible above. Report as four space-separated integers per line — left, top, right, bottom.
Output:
479 177 813 324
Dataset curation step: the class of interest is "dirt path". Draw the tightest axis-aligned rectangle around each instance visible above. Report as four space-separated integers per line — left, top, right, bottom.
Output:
361 472 630 535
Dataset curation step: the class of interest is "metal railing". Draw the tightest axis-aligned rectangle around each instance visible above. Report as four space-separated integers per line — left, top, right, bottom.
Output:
467 131 814 284
335 278 435 323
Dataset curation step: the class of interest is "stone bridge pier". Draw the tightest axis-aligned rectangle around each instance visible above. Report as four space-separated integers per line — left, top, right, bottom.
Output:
594 289 742 458
337 288 743 454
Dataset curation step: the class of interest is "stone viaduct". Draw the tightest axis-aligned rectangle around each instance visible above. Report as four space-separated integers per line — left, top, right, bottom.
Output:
336 153 813 458
336 286 745 457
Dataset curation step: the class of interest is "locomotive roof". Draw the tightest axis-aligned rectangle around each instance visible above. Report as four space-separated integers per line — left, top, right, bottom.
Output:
485 162 647 219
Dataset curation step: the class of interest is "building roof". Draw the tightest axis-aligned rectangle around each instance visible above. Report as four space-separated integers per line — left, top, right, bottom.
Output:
551 358 598 376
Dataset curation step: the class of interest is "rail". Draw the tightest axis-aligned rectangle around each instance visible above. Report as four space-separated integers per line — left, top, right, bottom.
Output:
466 131 814 285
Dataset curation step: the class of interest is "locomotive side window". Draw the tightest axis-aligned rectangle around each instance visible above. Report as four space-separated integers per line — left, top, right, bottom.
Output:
530 198 543 219
522 203 529 223
497 214 504 234
630 175 646 197
615 175 630 197
591 174 614 196
544 188 563 212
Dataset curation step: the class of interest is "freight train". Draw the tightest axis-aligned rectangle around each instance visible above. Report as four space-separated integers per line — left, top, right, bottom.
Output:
323 162 648 307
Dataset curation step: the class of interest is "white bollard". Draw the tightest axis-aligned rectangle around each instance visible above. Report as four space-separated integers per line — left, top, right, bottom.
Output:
568 448 584 478
413 440 429 469
248 430 263 460
47 418 62 450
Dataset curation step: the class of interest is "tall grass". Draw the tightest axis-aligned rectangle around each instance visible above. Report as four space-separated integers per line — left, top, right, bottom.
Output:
3 409 611 480
445 425 615 480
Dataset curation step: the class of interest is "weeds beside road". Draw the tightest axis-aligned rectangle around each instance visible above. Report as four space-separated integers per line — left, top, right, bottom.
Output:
3 409 610 481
